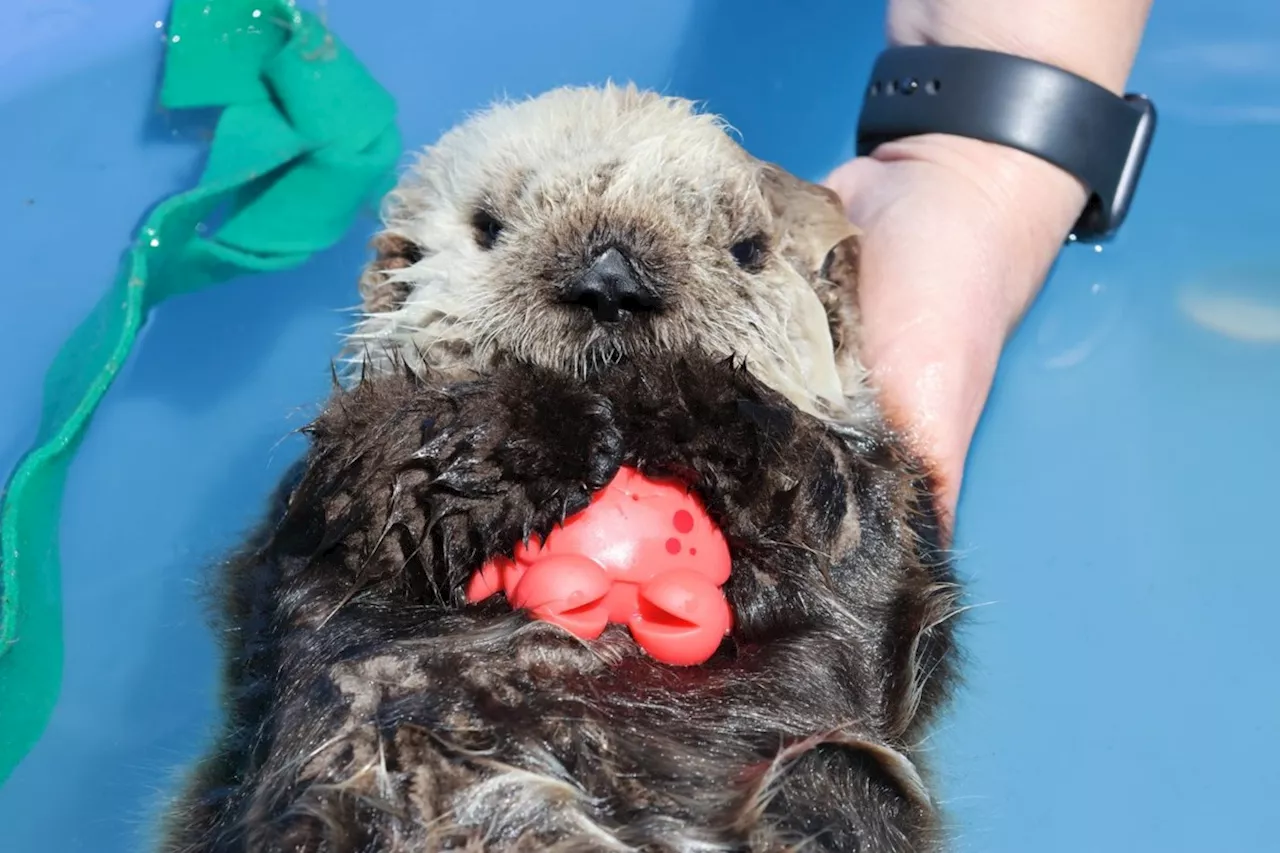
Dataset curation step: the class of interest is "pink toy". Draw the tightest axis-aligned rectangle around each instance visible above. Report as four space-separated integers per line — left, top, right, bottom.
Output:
466 466 732 666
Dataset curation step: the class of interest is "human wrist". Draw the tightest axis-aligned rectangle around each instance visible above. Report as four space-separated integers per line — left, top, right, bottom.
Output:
867 133 1085 327
884 0 1152 96
869 1 1154 262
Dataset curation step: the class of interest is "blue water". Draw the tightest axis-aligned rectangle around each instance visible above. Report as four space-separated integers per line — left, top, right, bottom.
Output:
1 0 1277 850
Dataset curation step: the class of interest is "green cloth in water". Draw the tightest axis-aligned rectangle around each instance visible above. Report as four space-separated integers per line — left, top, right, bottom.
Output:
0 0 400 784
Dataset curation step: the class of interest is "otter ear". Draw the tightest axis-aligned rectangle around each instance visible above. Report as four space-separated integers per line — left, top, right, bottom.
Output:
357 230 424 315
759 163 864 352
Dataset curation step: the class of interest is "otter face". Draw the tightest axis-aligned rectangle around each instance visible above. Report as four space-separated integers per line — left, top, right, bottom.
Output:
349 83 868 420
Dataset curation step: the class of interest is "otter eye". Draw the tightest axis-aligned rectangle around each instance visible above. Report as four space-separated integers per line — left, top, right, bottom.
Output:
471 209 505 249
730 234 768 271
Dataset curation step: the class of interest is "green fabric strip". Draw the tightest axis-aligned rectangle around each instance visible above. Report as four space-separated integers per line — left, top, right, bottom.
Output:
0 0 400 784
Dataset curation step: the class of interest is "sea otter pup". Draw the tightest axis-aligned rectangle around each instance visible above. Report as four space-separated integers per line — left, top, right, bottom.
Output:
160 84 962 853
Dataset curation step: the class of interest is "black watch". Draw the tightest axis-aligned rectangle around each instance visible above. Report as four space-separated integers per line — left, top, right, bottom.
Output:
855 46 1157 241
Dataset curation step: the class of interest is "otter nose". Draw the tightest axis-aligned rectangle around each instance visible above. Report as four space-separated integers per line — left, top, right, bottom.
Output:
563 247 659 322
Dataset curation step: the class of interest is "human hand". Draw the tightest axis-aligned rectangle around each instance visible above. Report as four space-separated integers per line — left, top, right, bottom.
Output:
837 0 1152 530
824 134 1088 526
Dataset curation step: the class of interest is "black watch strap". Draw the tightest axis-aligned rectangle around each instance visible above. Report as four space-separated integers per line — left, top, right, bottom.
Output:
855 46 1157 241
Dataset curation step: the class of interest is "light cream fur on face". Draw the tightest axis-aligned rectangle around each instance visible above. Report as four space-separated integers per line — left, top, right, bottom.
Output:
348 83 871 423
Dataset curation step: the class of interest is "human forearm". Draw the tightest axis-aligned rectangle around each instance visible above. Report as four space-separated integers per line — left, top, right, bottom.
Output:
886 0 1153 94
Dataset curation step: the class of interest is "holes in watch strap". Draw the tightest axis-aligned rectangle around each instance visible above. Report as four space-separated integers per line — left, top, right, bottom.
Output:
867 78 941 97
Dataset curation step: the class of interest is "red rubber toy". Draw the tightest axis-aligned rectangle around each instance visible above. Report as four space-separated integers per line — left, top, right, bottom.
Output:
466 466 732 665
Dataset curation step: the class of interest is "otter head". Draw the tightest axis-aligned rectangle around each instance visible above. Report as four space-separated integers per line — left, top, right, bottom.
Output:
348 83 867 421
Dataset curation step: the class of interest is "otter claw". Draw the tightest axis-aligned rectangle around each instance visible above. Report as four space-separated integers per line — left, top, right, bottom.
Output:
465 556 508 603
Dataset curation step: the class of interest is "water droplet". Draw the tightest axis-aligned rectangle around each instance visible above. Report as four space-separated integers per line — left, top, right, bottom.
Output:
171 34 181 43
252 8 262 17
153 20 163 29
1067 233 1078 243
1093 244 1103 253
149 238 160 248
